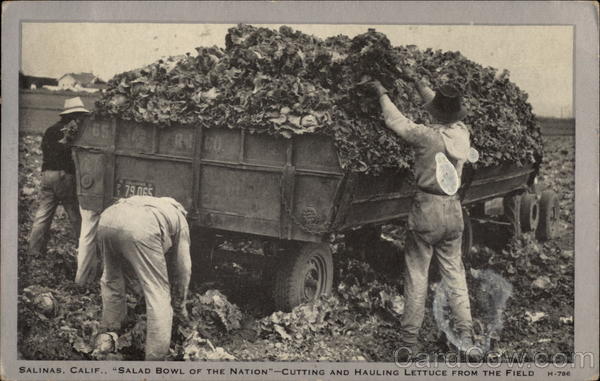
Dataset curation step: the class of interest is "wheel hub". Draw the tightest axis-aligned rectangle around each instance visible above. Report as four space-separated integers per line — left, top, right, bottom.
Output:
303 257 324 302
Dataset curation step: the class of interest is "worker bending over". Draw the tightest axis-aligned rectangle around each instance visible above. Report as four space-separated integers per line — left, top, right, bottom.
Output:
97 195 191 360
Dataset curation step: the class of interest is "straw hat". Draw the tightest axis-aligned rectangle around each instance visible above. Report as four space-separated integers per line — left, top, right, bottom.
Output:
60 97 91 115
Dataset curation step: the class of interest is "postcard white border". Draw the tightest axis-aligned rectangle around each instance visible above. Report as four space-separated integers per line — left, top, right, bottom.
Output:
2 2 598 381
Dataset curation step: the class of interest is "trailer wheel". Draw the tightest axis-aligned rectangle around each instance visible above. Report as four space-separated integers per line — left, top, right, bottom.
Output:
503 192 522 238
537 190 560 241
520 193 540 233
273 243 333 311
461 208 473 260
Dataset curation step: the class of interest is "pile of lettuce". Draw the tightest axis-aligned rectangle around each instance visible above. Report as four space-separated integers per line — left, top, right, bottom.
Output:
95 24 542 173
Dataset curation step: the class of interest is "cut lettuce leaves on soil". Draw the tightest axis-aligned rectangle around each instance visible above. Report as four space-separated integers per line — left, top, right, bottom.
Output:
17 135 572 362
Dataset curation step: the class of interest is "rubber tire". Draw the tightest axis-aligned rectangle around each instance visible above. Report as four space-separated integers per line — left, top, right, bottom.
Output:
273 243 334 312
461 208 473 260
520 193 540 233
503 192 523 238
537 190 560 241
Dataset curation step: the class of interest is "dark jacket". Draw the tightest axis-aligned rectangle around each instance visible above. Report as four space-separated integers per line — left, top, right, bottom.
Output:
41 119 76 174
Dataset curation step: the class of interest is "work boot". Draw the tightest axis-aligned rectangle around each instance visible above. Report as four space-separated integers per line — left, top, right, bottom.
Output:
457 331 483 362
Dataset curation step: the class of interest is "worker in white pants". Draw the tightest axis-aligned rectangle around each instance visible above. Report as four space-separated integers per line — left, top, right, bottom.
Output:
75 207 144 300
96 196 191 360
75 208 101 285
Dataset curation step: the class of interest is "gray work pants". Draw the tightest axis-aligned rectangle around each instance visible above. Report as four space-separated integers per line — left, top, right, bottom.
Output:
400 191 473 343
28 170 81 256
97 205 173 360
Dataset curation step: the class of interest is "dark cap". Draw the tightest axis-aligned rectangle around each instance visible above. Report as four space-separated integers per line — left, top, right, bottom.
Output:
424 84 467 124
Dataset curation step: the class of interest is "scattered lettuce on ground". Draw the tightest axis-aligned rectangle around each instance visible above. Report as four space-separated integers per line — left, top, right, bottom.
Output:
17 135 573 362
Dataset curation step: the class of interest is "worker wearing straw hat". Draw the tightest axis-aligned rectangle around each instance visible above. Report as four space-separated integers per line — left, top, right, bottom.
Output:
363 69 481 361
28 97 90 258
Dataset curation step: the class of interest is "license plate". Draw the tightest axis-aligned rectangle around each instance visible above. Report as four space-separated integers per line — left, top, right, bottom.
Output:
115 179 155 198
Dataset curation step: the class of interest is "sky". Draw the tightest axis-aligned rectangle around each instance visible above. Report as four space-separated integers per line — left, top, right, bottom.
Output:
21 23 573 117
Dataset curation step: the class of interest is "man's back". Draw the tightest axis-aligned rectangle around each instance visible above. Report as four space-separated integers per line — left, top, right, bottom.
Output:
100 196 188 254
41 120 76 174
410 123 470 194
96 195 192 360
113 195 185 231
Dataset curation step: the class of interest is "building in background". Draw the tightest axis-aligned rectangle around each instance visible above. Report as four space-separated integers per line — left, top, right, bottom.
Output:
54 72 107 93
19 71 107 93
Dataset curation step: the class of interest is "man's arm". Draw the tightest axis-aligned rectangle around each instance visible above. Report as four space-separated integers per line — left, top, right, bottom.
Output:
372 81 435 147
398 67 436 104
169 217 192 319
414 79 436 104
40 127 51 158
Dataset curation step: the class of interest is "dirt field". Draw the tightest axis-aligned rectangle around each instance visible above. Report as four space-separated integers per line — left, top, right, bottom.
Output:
16 131 574 362
537 117 575 136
